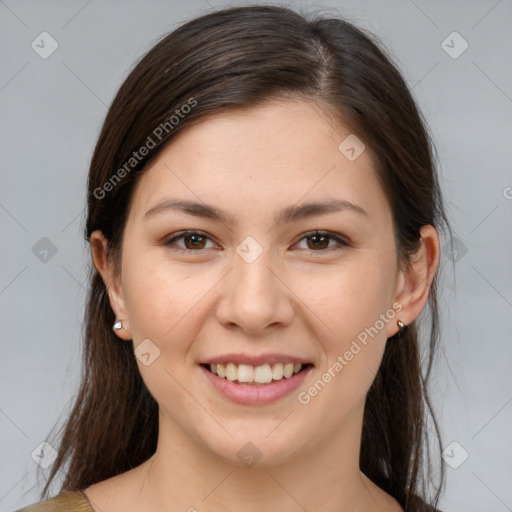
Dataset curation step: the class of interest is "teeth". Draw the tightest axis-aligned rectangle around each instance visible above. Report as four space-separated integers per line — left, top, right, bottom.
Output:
272 363 284 380
225 363 237 381
254 364 272 383
237 364 254 383
207 362 304 384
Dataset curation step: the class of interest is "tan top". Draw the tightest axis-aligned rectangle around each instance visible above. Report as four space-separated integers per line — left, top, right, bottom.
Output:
12 490 94 512
11 488 444 512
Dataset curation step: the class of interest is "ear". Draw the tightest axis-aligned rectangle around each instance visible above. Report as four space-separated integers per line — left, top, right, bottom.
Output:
389 224 440 337
90 230 131 340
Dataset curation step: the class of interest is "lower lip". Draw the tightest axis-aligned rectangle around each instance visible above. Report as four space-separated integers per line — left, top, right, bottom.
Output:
200 365 314 405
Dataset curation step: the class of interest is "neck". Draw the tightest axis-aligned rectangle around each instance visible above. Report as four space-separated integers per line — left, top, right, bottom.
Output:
132 404 379 512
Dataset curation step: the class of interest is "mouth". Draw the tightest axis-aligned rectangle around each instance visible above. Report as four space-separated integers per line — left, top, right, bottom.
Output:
200 362 314 386
199 360 315 405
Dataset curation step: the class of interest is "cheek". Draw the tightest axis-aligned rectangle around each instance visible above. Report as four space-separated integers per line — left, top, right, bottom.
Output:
120 256 211 411
297 254 395 405
303 255 394 344
121 249 206 345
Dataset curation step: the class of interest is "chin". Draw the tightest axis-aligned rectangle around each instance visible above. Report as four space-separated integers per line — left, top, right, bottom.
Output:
196 422 309 469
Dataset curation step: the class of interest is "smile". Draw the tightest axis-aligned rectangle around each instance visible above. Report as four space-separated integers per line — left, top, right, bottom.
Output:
199 361 314 405
204 362 307 385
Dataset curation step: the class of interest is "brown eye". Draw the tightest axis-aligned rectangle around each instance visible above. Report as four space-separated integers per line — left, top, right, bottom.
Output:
164 231 216 252
182 233 207 250
163 230 349 255
306 233 330 250
296 231 349 253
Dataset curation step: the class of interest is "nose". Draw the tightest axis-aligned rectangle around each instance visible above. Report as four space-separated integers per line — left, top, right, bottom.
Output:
215 246 295 335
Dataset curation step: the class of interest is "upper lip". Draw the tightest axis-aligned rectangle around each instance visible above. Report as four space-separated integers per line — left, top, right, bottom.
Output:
201 353 314 366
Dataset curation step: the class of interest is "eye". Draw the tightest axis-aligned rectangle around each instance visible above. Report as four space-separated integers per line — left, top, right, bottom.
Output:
163 230 348 254
163 230 218 253
294 230 349 253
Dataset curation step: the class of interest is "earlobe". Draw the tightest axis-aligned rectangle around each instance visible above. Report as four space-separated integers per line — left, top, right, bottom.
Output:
390 225 440 336
90 230 129 336
112 318 132 340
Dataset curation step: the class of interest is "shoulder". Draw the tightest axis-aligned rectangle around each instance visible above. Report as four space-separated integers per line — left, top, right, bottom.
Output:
11 490 94 512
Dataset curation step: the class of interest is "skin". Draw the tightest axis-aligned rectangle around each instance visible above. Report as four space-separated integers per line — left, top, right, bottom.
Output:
86 98 440 512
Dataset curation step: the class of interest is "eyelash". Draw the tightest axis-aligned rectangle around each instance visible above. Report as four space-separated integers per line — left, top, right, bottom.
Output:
163 230 349 254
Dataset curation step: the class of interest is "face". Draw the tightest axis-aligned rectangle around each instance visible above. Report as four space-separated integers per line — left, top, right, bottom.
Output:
95 99 417 467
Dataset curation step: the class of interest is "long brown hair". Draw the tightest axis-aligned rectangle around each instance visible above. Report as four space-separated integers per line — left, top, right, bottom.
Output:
39 5 452 510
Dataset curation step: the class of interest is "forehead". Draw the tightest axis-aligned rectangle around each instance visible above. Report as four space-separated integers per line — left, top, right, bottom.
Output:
128 99 390 226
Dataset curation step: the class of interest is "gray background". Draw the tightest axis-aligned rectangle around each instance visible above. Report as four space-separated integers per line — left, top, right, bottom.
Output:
1 0 511 511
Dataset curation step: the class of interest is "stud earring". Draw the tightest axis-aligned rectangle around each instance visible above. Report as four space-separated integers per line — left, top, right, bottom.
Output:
396 319 406 334
113 319 129 332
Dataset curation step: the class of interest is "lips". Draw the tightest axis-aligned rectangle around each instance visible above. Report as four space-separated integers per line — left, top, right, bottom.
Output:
200 363 314 405
198 352 314 404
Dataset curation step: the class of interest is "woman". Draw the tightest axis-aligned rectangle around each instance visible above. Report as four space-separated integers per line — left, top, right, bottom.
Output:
15 4 452 512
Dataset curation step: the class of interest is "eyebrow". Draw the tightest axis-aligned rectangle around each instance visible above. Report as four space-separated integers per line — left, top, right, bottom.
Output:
143 198 369 225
